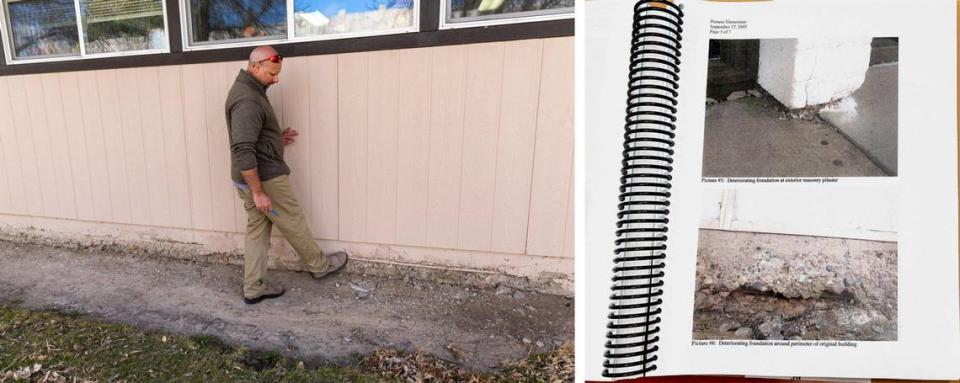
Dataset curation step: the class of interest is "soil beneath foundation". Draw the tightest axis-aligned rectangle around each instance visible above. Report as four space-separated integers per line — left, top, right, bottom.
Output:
693 289 896 341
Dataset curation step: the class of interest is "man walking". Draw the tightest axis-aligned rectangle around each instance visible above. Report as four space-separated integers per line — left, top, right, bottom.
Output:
226 45 348 304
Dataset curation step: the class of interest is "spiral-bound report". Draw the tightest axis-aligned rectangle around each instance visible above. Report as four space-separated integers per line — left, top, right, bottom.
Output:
602 0 682 378
586 0 960 380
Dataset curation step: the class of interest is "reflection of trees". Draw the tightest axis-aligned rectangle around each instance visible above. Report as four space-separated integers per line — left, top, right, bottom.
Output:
8 0 78 56
87 17 158 39
13 27 77 55
85 16 163 53
365 0 405 10
458 0 482 11
454 0 572 13
192 0 285 41
82 0 165 52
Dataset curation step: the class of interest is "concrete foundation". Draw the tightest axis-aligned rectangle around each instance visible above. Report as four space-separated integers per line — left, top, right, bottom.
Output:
0 214 572 296
693 229 897 341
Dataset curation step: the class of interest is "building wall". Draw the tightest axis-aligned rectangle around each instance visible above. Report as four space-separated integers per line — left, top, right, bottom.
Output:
0 37 574 285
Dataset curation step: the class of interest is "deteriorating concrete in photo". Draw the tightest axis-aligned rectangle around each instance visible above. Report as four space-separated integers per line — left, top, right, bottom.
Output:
692 229 897 341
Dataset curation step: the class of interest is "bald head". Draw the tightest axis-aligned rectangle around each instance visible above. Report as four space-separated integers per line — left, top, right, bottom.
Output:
246 45 282 87
248 45 278 67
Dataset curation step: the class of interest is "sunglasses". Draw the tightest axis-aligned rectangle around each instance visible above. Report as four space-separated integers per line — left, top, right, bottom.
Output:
257 54 283 64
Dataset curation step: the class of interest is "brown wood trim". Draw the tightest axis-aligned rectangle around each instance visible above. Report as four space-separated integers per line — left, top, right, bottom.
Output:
165 0 183 53
420 0 441 32
0 14 571 77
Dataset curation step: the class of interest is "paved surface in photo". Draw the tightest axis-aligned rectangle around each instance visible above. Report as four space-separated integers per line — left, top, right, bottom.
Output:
0 240 573 371
702 96 886 178
820 63 899 176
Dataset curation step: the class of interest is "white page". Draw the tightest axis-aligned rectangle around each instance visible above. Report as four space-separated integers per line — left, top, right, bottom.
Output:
585 0 960 380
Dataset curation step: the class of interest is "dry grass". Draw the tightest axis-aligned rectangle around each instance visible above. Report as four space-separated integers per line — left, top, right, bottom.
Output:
358 343 574 382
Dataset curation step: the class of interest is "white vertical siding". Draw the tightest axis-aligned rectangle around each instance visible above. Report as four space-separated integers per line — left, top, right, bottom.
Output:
526 37 574 257
458 42 504 252
395 48 432 247
426 45 467 249
491 39 543 255
338 52 368 242
0 37 574 264
366 50 400 245
307 55 340 240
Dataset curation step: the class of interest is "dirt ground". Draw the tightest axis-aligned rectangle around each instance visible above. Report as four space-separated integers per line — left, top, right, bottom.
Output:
693 289 897 341
0 239 573 371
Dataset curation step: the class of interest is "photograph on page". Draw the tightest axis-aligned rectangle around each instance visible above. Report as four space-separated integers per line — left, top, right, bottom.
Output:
702 38 898 178
693 188 898 342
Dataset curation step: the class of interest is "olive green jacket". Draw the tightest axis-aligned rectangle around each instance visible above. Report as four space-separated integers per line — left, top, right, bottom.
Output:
225 69 289 183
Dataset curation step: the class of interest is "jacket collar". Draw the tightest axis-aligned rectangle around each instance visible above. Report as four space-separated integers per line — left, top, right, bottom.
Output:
236 69 268 95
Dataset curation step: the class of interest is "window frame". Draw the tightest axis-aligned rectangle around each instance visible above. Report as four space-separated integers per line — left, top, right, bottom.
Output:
0 0 171 64
0 0 571 74
179 0 420 52
438 0 573 30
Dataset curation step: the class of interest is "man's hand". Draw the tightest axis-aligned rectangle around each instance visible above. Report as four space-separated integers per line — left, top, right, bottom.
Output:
252 190 273 215
282 127 299 145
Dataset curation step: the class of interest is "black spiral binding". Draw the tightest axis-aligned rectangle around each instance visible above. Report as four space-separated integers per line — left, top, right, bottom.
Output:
602 0 683 378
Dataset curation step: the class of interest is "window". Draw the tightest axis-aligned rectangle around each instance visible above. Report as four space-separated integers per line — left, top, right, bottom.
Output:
0 0 565 64
187 0 286 44
4 0 79 59
2 0 167 61
293 0 414 38
443 0 572 27
81 0 167 54
185 0 417 48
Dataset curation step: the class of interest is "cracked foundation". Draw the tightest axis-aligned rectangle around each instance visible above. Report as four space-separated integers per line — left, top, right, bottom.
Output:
0 217 573 296
692 229 897 341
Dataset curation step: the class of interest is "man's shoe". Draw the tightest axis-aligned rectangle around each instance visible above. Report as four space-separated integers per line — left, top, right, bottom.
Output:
311 251 349 280
243 284 285 305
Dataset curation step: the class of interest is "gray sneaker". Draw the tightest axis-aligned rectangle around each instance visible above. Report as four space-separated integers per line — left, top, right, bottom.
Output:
311 251 349 280
244 283 285 305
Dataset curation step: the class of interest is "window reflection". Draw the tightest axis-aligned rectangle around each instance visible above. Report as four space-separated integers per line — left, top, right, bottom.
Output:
81 0 167 54
293 0 414 37
189 0 286 44
447 0 572 23
6 0 80 58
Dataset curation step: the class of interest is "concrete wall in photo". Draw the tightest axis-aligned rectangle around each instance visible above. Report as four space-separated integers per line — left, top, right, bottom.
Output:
758 37 872 108
0 37 574 290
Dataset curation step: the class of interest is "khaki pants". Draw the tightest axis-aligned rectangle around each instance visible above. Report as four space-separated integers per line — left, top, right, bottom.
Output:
237 175 329 298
